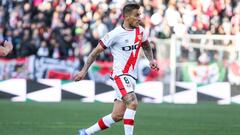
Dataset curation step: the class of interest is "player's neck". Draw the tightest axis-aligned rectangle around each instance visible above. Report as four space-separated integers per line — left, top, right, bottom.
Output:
122 22 134 31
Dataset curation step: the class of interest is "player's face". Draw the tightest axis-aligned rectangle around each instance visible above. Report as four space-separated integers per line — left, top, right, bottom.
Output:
127 9 141 28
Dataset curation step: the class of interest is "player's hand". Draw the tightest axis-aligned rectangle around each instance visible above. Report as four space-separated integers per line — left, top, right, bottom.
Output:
74 70 87 81
150 59 159 71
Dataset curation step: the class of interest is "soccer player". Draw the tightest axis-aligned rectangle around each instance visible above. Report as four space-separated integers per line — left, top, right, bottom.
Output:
74 3 159 135
0 40 13 56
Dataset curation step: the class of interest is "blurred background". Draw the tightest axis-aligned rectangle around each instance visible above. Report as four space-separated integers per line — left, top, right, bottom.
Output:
0 0 240 135
0 0 240 103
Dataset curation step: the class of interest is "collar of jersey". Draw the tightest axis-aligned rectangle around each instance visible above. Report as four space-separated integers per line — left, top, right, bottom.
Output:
121 23 134 31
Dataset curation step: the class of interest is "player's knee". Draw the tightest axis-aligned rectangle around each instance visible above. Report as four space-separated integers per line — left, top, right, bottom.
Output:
127 100 138 109
123 93 138 109
111 113 124 122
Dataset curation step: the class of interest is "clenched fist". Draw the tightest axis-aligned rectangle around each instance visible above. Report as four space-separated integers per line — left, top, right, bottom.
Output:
149 59 159 71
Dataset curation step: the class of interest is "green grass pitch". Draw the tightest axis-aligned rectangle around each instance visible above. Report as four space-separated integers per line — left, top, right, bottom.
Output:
0 100 239 135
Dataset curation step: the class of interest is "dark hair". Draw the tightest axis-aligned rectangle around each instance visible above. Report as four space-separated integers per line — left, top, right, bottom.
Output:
123 3 140 16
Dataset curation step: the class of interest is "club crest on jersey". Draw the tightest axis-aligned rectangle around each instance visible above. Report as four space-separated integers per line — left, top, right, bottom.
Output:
137 35 142 40
134 35 142 44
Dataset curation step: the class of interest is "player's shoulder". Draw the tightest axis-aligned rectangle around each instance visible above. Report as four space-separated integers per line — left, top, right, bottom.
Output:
110 26 123 34
102 26 120 42
106 26 122 38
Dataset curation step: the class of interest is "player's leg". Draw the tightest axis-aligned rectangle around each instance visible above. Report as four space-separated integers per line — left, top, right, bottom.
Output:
113 75 138 135
122 92 138 135
81 100 126 135
111 99 126 122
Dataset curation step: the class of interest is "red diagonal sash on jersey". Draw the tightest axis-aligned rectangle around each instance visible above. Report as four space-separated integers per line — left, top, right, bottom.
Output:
122 27 143 74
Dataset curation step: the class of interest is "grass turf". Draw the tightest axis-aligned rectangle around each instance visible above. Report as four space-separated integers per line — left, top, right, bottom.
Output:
0 100 239 135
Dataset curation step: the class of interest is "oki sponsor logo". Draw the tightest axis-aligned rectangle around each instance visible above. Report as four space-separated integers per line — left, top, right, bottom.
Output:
122 45 138 51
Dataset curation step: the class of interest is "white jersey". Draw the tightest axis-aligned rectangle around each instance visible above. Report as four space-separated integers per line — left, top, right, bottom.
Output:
100 25 148 80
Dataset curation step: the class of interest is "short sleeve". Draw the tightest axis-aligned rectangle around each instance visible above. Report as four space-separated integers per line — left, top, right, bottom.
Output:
141 26 148 43
100 30 116 49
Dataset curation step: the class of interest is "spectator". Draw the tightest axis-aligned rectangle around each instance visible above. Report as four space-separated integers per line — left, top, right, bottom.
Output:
37 40 49 57
0 0 239 60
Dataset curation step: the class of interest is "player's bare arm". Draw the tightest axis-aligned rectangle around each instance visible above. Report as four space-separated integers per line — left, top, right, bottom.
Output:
142 41 159 71
0 40 13 56
74 43 105 81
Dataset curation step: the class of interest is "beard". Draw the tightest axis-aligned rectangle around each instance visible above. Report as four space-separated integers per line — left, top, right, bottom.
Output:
129 22 139 29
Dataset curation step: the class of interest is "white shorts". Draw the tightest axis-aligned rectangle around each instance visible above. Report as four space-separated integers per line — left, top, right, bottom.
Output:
110 75 136 101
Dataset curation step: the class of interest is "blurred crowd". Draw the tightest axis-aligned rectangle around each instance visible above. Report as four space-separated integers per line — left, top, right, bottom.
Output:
0 0 239 60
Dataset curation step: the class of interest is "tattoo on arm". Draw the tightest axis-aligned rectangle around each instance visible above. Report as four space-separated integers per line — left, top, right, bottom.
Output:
142 44 153 61
82 46 103 71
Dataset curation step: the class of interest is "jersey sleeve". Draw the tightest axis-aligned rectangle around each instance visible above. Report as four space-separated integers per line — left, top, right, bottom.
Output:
141 26 148 43
99 30 116 49
140 26 149 46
